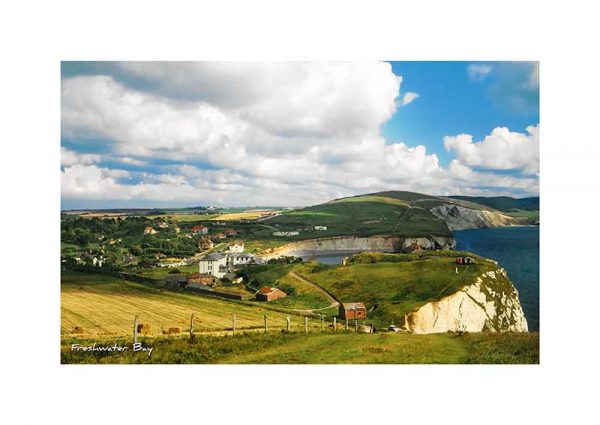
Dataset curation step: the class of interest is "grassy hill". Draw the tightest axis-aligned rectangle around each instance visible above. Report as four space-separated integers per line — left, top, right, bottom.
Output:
61 331 539 364
449 195 539 212
241 250 499 326
267 191 453 239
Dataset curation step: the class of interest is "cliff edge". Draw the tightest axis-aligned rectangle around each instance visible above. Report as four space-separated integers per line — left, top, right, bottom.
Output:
403 268 528 334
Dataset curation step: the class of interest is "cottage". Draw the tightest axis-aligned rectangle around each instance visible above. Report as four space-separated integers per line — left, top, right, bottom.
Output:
256 287 288 302
164 274 188 288
228 241 244 253
314 225 328 231
224 229 238 236
187 273 218 287
144 226 157 235
339 302 367 320
227 252 255 267
198 252 228 278
198 238 214 251
191 225 208 235
456 256 475 265
214 232 226 239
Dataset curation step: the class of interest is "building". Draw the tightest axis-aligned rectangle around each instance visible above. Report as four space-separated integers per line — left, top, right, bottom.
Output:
314 225 328 231
198 238 214 251
191 225 208 235
213 232 226 239
228 241 244 253
456 256 475 265
144 226 157 235
256 287 288 302
273 231 299 237
187 273 218 288
227 252 255 267
224 229 238 236
339 302 367 320
198 253 228 278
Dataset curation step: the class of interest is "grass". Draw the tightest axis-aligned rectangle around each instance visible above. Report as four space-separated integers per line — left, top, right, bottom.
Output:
243 238 288 254
61 331 539 364
243 264 332 310
329 195 411 207
269 200 451 239
292 251 497 326
147 214 220 222
213 211 278 221
61 271 320 339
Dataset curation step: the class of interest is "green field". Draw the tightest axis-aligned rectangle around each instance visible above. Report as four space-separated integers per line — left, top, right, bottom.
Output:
61 331 539 364
240 251 499 325
268 197 451 239
241 264 333 310
61 272 320 338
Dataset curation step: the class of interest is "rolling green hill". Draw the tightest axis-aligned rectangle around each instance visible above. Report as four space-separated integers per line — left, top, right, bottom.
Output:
448 195 539 212
267 191 454 238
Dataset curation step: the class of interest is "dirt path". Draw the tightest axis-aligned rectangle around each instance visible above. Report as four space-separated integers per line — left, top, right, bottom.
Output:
285 272 340 314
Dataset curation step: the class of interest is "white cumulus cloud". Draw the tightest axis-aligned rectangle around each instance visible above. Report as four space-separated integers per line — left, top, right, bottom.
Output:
443 125 539 175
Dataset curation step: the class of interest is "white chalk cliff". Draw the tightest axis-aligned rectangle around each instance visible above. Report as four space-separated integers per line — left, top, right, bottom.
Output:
260 235 456 259
404 268 528 334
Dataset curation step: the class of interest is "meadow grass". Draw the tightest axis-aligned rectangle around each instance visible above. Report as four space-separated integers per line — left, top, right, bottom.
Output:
61 331 539 364
61 272 320 339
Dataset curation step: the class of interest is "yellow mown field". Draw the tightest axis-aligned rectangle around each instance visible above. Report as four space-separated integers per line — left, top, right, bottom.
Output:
61 272 318 339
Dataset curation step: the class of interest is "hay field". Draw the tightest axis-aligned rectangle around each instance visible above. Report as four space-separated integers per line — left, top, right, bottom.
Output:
61 272 315 338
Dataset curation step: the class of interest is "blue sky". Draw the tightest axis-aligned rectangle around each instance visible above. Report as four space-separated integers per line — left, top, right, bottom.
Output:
61 61 539 209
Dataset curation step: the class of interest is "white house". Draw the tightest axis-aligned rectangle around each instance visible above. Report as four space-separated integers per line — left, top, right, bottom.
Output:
199 253 228 278
228 241 244 253
314 225 328 231
227 252 255 267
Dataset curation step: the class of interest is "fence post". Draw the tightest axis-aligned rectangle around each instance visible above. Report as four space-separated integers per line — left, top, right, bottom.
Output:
304 316 308 334
133 315 138 345
189 313 194 340
264 315 268 334
333 317 337 332
355 320 358 332
232 314 236 335
286 316 291 332
345 318 348 330
321 315 324 332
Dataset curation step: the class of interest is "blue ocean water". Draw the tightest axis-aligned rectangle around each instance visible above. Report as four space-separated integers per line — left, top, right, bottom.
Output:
454 226 539 332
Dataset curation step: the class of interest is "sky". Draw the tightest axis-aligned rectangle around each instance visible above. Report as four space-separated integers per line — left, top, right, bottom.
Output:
61 61 539 209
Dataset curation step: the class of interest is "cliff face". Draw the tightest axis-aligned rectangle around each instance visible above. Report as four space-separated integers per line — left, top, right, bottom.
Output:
430 204 520 231
261 235 455 259
404 268 528 334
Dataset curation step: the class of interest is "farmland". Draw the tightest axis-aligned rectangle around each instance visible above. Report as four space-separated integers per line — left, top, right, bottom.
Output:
61 331 539 364
61 272 322 338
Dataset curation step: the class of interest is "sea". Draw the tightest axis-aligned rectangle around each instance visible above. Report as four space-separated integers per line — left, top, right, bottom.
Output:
454 226 539 332
303 226 540 332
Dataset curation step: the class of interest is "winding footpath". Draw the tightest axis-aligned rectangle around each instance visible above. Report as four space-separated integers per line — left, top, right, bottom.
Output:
285 271 340 314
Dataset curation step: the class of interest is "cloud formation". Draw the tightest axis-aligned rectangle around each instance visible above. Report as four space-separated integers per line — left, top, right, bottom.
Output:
61 62 540 206
468 64 493 81
443 125 539 175
401 91 419 106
